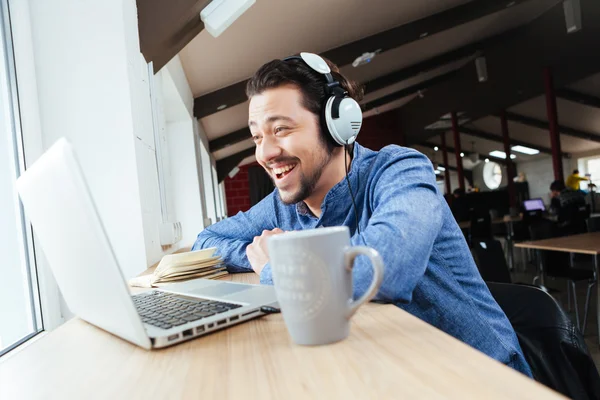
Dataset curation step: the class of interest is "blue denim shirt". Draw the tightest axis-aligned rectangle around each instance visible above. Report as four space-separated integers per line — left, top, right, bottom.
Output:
193 143 532 377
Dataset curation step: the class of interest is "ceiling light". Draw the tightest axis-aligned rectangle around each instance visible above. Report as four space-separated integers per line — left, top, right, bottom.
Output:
217 104 228 111
434 170 441 175
352 49 381 68
434 146 439 151
468 141 480 165
485 158 490 163
475 56 487 83
200 0 256 38
489 150 517 160
437 166 446 171
511 145 540 155
420 32 429 38
460 152 465 157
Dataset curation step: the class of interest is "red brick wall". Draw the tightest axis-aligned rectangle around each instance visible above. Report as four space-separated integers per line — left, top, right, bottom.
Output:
224 165 251 216
222 111 402 215
358 111 405 151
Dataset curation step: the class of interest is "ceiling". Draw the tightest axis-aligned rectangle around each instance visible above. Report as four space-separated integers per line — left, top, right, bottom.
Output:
421 71 600 172
164 0 600 179
180 0 475 96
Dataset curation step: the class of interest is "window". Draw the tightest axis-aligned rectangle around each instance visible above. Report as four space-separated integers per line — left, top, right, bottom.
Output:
579 156 600 191
219 182 228 218
0 2 43 356
212 163 222 220
200 142 217 226
483 161 503 190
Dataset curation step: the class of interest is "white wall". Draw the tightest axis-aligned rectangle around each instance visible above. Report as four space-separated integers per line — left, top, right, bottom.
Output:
165 118 205 246
15 0 211 276
161 57 205 246
20 0 149 279
8 0 214 331
515 156 571 205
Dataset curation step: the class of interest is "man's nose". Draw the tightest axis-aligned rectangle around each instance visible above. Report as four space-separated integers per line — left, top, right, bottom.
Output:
257 135 281 163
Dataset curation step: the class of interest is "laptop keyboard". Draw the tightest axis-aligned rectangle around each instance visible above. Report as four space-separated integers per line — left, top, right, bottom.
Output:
132 291 242 330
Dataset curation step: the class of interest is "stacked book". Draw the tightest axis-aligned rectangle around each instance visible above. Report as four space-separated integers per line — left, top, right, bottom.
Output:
129 247 228 288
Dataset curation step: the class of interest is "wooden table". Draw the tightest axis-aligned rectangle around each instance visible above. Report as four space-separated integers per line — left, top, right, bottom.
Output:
0 274 563 399
458 215 522 230
515 232 600 341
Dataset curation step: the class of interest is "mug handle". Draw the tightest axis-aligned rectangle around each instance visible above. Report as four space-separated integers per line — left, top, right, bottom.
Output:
344 246 384 318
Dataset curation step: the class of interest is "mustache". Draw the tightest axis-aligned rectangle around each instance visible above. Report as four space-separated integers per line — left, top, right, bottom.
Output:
266 157 300 169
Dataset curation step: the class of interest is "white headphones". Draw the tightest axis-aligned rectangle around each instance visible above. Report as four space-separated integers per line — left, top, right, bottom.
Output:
282 52 363 146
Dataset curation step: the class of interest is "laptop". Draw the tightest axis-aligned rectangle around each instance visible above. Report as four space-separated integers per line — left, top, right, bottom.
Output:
523 198 546 212
16 138 278 349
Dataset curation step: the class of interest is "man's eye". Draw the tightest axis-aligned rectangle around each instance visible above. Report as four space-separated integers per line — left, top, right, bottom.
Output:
252 135 261 142
274 126 287 134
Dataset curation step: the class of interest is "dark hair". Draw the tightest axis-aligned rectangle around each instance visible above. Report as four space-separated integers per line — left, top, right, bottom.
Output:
550 180 566 192
246 56 364 152
573 169 579 174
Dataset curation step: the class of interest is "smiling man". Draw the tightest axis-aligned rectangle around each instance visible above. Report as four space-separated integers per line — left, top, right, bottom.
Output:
192 53 532 377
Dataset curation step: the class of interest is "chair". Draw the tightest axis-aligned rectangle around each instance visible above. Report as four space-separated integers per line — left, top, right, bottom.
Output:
587 216 600 233
560 203 590 236
487 282 600 400
469 211 492 242
569 215 600 272
510 211 543 271
471 239 512 283
529 220 595 331
489 209 508 237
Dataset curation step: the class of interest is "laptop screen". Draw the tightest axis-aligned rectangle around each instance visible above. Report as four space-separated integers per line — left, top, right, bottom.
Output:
523 198 545 212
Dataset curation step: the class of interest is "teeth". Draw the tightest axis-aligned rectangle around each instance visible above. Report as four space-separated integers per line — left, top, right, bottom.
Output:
273 164 296 175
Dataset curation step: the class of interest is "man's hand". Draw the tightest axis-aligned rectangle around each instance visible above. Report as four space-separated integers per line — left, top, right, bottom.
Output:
246 228 285 275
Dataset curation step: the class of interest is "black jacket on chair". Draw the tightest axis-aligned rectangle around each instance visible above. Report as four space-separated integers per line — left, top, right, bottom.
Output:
487 282 600 400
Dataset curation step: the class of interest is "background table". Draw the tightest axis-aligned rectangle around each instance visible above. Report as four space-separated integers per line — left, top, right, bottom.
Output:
515 232 600 342
0 273 564 399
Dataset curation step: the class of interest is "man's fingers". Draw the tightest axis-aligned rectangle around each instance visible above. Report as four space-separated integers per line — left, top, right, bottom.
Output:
262 228 284 237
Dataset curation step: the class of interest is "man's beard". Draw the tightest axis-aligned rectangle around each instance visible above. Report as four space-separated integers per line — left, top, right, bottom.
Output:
275 148 332 205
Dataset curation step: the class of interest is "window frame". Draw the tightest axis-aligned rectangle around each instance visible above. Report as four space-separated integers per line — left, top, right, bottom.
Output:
0 0 47 357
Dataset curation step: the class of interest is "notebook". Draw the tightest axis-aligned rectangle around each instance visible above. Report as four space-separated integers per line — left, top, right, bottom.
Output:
129 247 228 288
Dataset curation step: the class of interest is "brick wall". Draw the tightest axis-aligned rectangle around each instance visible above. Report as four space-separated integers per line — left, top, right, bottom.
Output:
358 111 405 151
224 165 251 216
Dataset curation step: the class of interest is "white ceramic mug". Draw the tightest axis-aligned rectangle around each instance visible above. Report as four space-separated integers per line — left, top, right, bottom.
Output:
267 226 384 345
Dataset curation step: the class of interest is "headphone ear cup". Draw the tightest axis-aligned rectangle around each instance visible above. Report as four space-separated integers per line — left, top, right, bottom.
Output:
324 96 363 145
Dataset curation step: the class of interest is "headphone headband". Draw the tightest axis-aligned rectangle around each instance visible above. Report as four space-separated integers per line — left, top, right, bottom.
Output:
281 52 362 146
282 54 341 94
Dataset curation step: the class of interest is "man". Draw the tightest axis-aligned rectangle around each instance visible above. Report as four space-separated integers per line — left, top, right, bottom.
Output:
566 169 589 191
549 179 587 234
450 188 470 222
193 54 532 377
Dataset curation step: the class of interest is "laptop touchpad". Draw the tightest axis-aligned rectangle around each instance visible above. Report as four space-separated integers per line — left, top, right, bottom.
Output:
192 283 252 298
